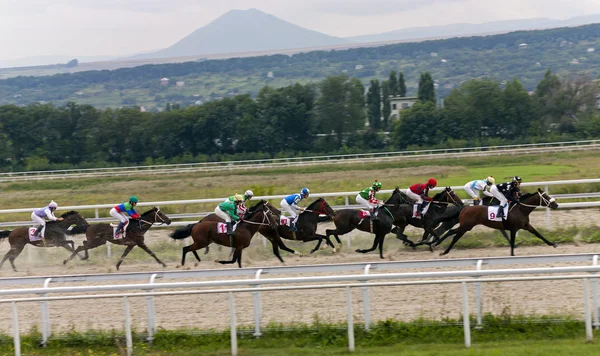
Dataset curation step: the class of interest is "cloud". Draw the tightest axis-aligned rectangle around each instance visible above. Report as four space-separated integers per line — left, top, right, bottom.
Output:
314 0 465 16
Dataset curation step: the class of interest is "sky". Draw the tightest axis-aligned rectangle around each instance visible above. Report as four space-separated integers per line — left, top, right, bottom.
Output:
2 0 600 61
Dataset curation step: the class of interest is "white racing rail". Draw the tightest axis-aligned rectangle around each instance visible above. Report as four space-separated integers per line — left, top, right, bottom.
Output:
0 139 599 182
2 261 599 356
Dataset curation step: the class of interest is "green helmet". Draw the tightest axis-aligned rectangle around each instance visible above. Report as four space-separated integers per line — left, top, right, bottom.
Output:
129 196 139 203
372 180 382 190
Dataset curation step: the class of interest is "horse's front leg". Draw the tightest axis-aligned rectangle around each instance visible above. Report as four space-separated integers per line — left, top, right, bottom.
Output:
523 223 557 248
137 242 167 268
356 233 379 254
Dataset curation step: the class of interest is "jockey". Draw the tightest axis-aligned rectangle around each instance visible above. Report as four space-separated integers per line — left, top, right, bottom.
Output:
280 188 310 231
356 180 383 221
489 176 522 219
406 178 437 215
31 200 63 237
215 194 244 236
224 190 254 215
464 176 495 205
110 196 140 236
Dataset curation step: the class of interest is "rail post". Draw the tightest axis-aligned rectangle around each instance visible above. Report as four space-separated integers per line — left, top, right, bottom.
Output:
40 278 52 347
145 273 158 342
229 292 238 356
474 260 483 328
253 269 263 337
107 243 112 258
344 196 350 207
94 208 99 219
584 278 593 342
362 264 372 331
124 296 133 356
12 302 21 356
593 255 599 329
461 282 471 348
346 286 355 352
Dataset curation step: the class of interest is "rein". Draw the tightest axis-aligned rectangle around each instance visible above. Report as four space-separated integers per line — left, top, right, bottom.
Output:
139 208 166 227
517 192 556 209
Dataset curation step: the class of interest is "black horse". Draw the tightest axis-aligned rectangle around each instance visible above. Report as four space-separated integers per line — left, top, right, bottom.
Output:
326 188 409 259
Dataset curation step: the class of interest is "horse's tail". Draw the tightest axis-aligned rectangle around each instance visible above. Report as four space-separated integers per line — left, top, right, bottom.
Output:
0 230 10 239
170 224 196 240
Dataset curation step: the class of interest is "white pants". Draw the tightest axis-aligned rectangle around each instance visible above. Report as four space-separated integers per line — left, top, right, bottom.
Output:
356 195 377 210
215 207 232 223
405 189 423 204
463 184 480 199
110 207 130 232
280 199 300 224
31 213 47 236
489 185 508 206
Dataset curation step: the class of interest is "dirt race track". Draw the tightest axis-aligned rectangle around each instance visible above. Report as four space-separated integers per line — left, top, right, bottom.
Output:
0 208 599 335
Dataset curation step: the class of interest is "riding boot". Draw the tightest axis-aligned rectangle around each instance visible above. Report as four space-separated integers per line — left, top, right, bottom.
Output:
115 222 125 235
497 205 506 219
226 222 234 236
290 221 298 232
34 225 43 237
371 207 380 221
473 199 480 206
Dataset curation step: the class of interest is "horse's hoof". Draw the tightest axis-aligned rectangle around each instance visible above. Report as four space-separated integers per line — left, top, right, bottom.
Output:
63 260 68 265
162 264 167 268
553 244 558 248
176 265 181 269
332 248 337 254
194 262 200 267
439 252 446 257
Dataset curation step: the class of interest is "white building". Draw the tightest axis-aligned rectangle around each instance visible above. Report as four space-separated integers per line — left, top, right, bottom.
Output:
176 81 185 87
389 96 418 120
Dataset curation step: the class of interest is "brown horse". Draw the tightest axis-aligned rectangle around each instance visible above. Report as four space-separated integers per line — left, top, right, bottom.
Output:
64 207 172 270
436 189 559 256
170 200 279 268
0 211 89 271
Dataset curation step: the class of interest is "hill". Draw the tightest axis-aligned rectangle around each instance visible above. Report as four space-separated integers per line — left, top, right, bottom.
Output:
131 8 349 59
1 24 600 108
348 15 600 43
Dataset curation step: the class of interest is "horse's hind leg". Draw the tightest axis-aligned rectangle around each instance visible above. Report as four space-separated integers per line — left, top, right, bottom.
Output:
356 234 379 254
7 244 25 272
115 245 135 270
325 229 344 245
64 245 88 265
60 240 86 260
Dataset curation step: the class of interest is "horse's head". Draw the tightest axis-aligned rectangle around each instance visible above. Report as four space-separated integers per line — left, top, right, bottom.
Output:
307 198 336 218
141 207 172 225
60 210 90 229
537 188 559 210
264 201 282 216
245 200 279 230
442 187 464 207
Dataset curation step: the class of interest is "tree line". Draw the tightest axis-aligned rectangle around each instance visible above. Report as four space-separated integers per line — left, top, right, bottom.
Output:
0 70 598 171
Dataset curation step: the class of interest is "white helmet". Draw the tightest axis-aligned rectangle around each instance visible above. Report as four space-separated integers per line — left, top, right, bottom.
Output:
48 201 58 209
486 176 495 185
244 190 254 199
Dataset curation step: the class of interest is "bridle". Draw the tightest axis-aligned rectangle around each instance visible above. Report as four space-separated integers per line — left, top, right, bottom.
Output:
139 208 168 227
303 199 336 218
517 191 556 208
241 204 277 227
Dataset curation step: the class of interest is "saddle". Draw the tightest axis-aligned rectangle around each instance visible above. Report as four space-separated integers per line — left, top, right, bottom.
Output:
487 205 509 221
279 216 292 227
217 222 238 234
28 226 44 242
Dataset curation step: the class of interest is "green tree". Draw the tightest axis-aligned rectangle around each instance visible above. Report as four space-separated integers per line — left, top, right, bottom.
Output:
367 79 381 129
316 75 365 147
398 72 407 97
418 72 435 103
502 78 536 138
381 81 392 131
388 71 398 95
393 101 443 147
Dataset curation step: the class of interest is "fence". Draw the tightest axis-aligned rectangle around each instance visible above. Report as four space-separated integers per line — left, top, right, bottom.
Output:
1 252 600 351
2 262 599 356
1 140 599 182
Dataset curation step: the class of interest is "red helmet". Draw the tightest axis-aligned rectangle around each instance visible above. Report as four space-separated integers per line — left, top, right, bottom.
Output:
427 178 437 187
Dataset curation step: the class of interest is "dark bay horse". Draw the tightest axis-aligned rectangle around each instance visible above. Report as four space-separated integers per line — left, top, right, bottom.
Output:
436 189 559 256
426 195 510 246
326 188 409 259
390 187 464 247
257 198 337 254
170 200 280 268
0 211 89 271
64 207 172 270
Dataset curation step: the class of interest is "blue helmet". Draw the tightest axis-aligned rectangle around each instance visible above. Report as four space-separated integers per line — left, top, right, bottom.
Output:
301 188 310 196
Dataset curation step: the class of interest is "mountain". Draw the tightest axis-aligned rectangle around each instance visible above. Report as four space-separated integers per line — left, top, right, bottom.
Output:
133 8 349 59
347 15 600 43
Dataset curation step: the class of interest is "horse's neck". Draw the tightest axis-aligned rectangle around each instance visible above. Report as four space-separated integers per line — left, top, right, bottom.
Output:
517 196 539 215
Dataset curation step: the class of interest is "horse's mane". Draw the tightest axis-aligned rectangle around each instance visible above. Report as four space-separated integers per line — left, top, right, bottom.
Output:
60 210 79 218
306 198 324 210
519 192 536 200
138 207 158 219
245 200 266 217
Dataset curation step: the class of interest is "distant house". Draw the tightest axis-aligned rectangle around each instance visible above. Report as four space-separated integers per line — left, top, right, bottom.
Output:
444 83 454 89
140 106 147 112
160 78 169 86
267 71 274 78
430 52 438 57
441 59 448 63
176 81 185 87
519 43 528 48
389 96 418 120
355 64 364 70
571 59 580 65
588 48 595 53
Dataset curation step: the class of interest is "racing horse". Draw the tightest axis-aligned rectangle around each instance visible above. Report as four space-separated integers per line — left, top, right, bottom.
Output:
325 188 409 259
0 211 89 271
170 200 280 268
64 207 172 270
435 189 559 256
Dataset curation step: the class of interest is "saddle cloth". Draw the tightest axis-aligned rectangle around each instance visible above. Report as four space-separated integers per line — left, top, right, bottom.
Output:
487 206 509 222
28 227 44 242
279 216 292 227
216 222 238 234
358 210 370 219
110 222 128 239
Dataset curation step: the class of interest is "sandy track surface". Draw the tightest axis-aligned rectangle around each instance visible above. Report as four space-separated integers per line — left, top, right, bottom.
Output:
0 208 598 334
